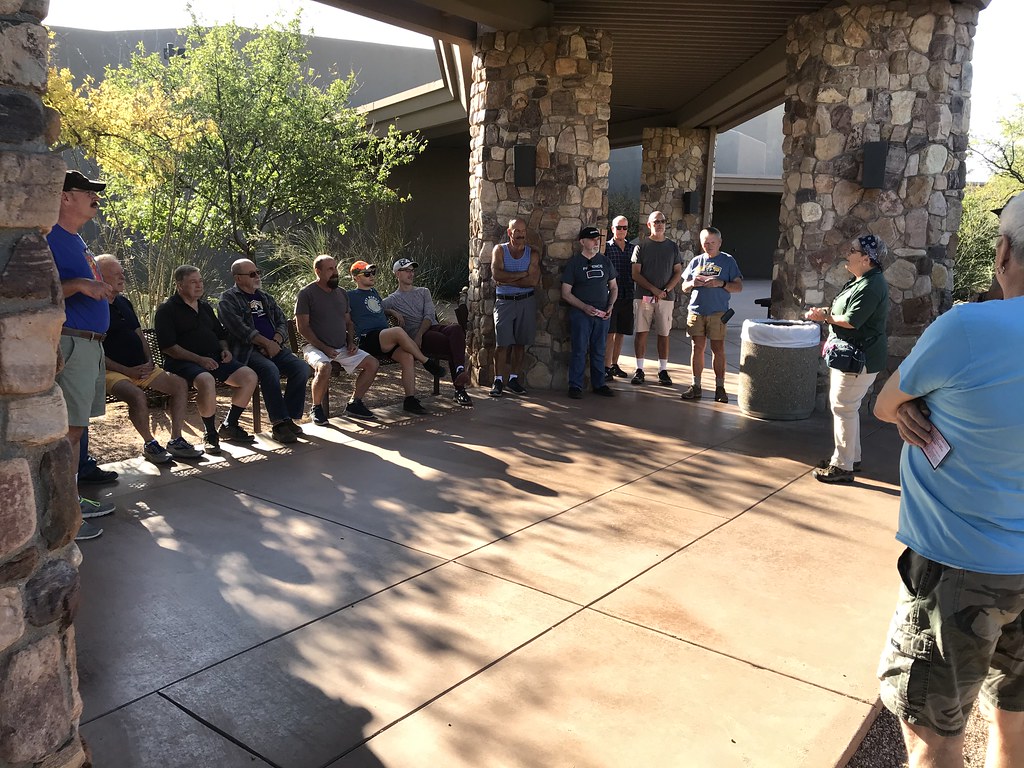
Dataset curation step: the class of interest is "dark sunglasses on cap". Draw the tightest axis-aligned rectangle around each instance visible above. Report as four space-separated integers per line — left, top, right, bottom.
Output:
234 270 261 278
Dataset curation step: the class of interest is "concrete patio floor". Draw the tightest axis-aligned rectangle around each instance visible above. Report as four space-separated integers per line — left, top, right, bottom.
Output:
74 284 906 767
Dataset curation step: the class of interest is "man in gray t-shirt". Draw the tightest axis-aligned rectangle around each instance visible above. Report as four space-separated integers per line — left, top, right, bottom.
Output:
382 257 472 406
294 254 379 423
629 210 683 386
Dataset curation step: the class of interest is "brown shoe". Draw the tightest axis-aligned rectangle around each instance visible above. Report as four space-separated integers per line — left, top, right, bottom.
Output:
680 384 702 400
813 464 854 484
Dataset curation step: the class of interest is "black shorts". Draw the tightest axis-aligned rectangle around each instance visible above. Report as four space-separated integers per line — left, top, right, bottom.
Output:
359 329 398 358
608 300 634 336
164 358 245 385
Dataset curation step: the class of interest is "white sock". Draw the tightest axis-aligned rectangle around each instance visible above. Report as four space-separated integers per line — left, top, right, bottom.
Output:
659 359 669 372
635 358 645 371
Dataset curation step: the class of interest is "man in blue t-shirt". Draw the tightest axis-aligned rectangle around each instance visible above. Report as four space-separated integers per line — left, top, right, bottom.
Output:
873 193 1024 766
347 260 445 415
679 227 743 403
219 258 311 444
561 226 618 399
47 170 118 540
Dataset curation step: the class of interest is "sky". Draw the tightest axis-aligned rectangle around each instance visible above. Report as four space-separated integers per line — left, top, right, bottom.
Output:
45 0 1018 180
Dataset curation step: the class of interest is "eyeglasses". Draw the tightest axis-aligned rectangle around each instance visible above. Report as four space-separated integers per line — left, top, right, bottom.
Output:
234 270 261 278
849 247 864 254
614 225 628 230
397 267 415 273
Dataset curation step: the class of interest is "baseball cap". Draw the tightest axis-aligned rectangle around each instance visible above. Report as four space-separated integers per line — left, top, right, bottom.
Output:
392 258 419 272
64 170 106 192
993 195 1018 217
578 225 601 239
350 260 377 275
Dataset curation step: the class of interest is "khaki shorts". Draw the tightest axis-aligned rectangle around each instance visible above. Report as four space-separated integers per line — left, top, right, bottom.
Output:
687 312 727 341
878 548 1024 736
105 366 164 394
303 343 371 374
56 335 106 427
633 296 674 336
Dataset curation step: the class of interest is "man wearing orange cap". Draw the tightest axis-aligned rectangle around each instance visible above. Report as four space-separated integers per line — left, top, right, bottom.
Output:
348 261 446 414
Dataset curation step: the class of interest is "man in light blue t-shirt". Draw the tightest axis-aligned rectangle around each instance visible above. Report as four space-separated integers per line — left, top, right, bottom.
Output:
873 193 1024 767
679 227 742 403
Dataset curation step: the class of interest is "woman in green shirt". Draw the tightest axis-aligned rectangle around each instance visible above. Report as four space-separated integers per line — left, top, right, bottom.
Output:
804 234 890 483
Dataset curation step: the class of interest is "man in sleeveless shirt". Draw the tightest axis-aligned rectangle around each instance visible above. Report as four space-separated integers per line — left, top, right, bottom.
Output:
490 218 541 397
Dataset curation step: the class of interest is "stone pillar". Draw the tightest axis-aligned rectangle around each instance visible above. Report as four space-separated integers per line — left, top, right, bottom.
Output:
0 3 88 767
639 127 712 327
467 26 612 388
775 1 981 365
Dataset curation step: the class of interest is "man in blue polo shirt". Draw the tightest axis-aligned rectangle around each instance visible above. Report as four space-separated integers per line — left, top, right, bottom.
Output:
680 227 743 403
47 170 118 541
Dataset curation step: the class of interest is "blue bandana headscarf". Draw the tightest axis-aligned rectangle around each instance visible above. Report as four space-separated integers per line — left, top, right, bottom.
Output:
858 234 882 266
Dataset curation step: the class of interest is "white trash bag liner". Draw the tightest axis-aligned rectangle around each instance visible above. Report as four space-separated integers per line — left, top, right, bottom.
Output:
740 319 820 349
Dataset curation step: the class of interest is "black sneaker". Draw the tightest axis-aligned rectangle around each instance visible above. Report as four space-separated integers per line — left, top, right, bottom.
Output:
454 389 473 407
403 396 428 415
657 370 673 386
489 379 504 397
631 369 645 385
204 432 221 455
813 464 854 484
816 458 861 472
506 378 527 395
75 520 103 541
285 419 304 436
80 497 114 519
680 384 702 400
271 422 298 444
166 437 203 459
605 367 615 380
345 399 377 419
218 423 256 444
311 404 328 425
567 386 583 399
714 386 729 403
610 363 628 378
422 358 446 379
78 466 119 485
593 385 615 397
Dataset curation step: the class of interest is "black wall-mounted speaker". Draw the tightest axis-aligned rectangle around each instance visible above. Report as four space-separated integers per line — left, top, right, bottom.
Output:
681 190 700 215
862 141 888 189
513 144 536 187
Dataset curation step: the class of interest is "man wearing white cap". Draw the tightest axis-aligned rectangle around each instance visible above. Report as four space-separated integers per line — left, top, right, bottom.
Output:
383 258 472 406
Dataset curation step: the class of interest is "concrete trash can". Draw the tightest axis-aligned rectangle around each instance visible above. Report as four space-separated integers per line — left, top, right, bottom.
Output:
738 319 820 420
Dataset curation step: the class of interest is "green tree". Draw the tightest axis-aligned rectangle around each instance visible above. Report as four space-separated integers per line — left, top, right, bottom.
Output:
47 14 425 258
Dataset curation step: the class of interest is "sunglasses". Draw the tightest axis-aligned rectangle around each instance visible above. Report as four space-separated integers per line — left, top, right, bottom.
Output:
234 270 261 278
849 247 864 254
614 225 628 230
355 269 377 276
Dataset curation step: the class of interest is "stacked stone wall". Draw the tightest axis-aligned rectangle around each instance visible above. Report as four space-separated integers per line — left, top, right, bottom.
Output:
638 127 711 327
467 26 611 387
775 0 980 366
0 2 87 766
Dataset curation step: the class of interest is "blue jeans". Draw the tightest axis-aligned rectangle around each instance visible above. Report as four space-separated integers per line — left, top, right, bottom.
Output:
568 308 609 390
246 348 311 423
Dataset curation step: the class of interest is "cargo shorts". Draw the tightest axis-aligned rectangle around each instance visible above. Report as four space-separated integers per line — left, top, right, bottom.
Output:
878 547 1024 736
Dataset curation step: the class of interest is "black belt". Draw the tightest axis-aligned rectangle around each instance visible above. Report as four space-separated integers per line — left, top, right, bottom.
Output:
61 327 106 342
497 290 535 302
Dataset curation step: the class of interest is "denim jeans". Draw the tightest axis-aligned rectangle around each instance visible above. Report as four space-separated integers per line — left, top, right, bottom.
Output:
568 308 609 390
246 348 312 423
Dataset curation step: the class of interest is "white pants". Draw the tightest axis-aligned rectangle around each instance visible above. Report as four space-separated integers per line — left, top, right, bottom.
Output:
828 368 878 471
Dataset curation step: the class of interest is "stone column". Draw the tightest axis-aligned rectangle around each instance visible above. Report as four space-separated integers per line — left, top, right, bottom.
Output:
775 1 981 365
466 26 612 388
0 2 88 767
639 127 712 327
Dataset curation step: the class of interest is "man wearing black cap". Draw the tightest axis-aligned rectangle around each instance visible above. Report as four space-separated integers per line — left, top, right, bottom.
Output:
561 225 618 399
47 170 118 540
383 257 473 406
